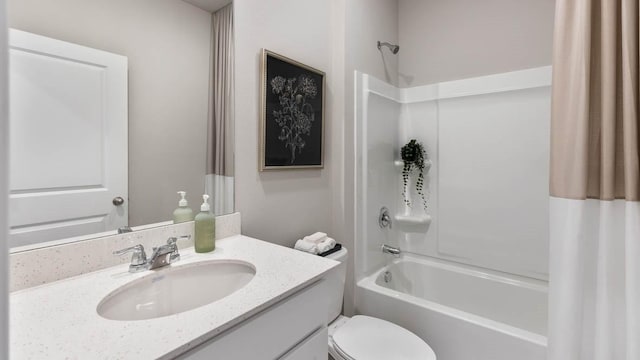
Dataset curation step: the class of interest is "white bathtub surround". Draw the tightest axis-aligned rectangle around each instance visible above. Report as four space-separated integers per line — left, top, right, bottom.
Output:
354 68 551 358
10 234 338 359
355 67 551 283
9 212 241 291
356 254 547 360
394 215 431 225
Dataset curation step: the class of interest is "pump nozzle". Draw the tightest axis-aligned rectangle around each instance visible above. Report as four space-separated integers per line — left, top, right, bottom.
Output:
177 191 188 207
200 194 211 212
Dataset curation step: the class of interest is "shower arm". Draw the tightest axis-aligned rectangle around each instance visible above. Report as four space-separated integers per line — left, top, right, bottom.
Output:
377 41 400 54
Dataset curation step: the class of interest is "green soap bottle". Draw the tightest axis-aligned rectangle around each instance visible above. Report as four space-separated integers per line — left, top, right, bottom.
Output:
194 194 215 253
173 191 194 223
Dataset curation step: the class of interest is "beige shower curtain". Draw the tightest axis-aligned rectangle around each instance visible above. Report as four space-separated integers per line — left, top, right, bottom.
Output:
549 0 639 359
206 4 234 215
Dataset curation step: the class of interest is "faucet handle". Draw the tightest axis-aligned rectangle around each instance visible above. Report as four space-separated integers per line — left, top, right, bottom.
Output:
167 235 192 246
167 235 192 263
379 207 392 229
113 244 147 272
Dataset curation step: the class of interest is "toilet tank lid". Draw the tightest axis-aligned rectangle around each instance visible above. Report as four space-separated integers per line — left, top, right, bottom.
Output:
325 247 348 262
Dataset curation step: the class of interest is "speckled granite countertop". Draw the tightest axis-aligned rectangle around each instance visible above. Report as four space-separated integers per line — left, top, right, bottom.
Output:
10 235 338 359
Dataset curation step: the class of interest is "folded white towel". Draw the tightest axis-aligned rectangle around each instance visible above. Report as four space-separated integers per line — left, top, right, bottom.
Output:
317 237 336 254
303 232 328 244
294 239 318 254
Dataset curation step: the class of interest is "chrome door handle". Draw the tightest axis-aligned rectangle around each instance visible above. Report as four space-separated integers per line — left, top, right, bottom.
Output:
113 196 125 206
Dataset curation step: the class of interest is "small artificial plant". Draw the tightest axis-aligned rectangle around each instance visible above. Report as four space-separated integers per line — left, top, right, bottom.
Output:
401 139 428 210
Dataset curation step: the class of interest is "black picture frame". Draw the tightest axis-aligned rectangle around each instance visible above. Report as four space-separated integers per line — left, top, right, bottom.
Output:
260 49 325 170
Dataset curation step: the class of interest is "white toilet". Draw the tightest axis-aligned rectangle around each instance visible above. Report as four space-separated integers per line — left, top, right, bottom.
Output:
325 247 436 360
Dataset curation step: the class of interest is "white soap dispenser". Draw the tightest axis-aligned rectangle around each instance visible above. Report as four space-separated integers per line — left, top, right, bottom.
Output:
173 191 194 223
194 194 215 253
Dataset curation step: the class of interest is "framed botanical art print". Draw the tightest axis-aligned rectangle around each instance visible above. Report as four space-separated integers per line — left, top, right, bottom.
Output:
260 49 325 170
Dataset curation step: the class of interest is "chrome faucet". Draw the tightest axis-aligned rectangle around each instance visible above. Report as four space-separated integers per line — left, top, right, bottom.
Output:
113 244 147 273
382 244 401 256
114 235 191 273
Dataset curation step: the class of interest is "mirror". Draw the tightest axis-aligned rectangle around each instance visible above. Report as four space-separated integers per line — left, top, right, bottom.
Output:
7 0 234 250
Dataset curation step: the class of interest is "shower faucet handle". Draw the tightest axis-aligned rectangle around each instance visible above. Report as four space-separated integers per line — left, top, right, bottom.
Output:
379 207 392 229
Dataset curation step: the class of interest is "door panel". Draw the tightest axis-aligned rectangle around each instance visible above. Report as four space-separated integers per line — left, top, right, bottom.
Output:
8 29 128 248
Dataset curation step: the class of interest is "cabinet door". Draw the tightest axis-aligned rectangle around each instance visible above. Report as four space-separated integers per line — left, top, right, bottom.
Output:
176 280 328 360
279 327 328 360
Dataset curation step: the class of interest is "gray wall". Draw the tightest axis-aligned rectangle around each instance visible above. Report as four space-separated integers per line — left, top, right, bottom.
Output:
346 0 399 87
398 0 555 86
233 0 399 315
233 0 336 246
8 0 212 226
341 0 399 314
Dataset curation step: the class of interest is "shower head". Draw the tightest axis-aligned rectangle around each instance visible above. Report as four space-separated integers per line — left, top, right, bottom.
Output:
377 41 399 54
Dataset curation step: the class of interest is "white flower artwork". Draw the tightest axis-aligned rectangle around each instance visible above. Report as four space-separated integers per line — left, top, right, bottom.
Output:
270 74 318 163
260 50 324 170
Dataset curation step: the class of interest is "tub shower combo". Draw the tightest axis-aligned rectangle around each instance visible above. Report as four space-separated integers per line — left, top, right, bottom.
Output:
354 56 552 360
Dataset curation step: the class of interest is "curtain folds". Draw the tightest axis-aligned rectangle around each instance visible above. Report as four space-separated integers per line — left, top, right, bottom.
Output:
548 198 640 359
206 4 234 215
549 1 639 359
550 0 639 201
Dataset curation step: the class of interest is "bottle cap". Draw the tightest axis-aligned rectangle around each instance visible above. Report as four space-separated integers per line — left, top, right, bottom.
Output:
200 194 211 212
177 191 188 207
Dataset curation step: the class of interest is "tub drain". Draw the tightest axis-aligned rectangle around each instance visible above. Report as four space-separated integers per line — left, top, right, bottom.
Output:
383 271 392 283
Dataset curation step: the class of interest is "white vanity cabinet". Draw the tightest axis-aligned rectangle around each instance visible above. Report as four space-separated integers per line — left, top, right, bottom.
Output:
176 279 329 360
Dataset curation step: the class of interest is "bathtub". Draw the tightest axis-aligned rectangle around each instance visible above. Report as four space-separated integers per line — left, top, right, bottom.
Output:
356 254 548 360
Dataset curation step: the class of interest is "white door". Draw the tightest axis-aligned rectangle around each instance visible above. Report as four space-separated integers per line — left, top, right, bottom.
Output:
8 29 128 248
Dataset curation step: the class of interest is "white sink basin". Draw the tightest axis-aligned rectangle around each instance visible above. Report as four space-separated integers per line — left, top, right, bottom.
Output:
97 260 256 321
